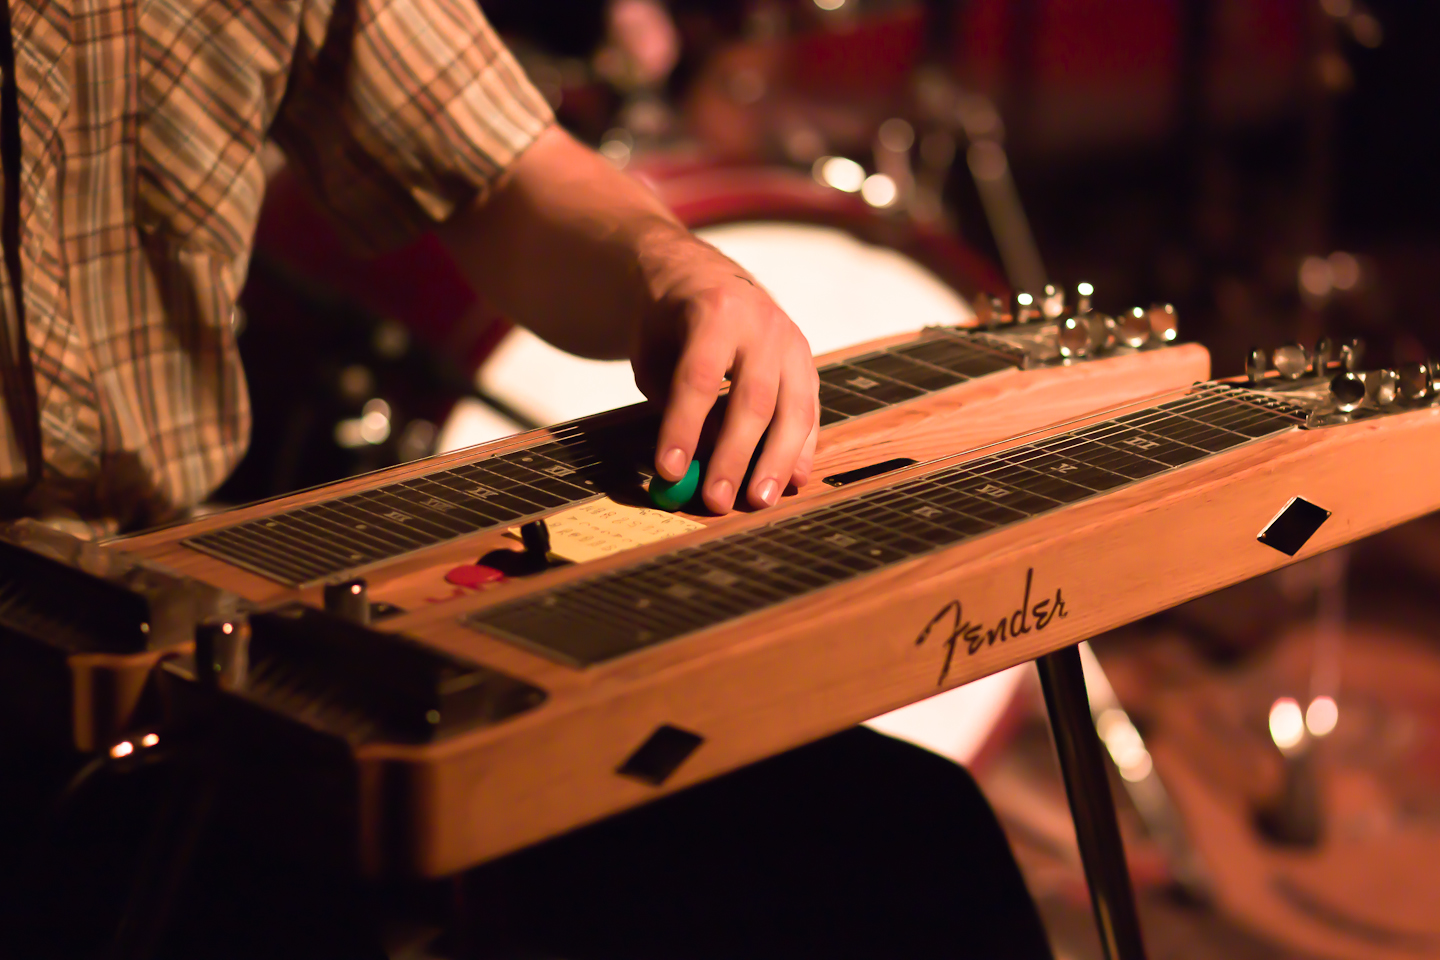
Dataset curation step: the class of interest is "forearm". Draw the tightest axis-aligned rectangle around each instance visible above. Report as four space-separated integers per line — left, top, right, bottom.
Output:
436 124 686 359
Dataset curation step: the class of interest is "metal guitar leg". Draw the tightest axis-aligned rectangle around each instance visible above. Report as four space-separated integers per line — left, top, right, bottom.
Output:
1036 645 1148 960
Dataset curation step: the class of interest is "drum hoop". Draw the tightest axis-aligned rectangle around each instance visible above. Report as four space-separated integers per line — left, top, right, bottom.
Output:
632 162 1008 301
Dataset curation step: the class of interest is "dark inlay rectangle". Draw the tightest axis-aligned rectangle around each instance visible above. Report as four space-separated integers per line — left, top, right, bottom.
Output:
824 457 918 487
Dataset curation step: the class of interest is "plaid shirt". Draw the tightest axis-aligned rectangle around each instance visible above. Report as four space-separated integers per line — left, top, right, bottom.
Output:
0 0 550 535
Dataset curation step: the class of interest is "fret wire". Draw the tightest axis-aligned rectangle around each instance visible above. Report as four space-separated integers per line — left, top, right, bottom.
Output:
199 528 323 583
282 511 388 565
621 555 761 623
240 515 366 570
469 388 1309 664
327 498 433 549
394 481 505 530
559 576 704 636
352 491 464 542
304 502 424 553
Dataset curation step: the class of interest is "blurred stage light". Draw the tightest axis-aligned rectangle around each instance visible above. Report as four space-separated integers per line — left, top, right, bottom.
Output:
1269 697 1306 751
1329 251 1361 291
878 118 915 153
861 173 898 208
1306 695 1339 737
813 0 846 9
814 156 865 193
1299 256 1333 298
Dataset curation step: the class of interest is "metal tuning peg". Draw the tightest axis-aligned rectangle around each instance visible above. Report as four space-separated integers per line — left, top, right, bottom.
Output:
1015 292 1042 324
1246 347 1268 383
1146 303 1179 343
1367 369 1399 406
1041 284 1066 321
1340 337 1365 373
1075 282 1094 315
324 577 370 624
195 615 251 692
1397 361 1432 402
1090 314 1118 354
1057 315 1091 358
1312 336 1336 375
972 293 1012 327
1114 307 1151 348
1272 342 1310 380
1329 371 1366 412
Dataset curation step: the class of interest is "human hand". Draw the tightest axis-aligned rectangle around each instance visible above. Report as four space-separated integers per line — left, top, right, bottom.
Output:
630 231 819 513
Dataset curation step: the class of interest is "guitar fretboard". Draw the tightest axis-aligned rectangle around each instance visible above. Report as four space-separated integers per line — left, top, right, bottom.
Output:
183 329 1023 587
465 385 1306 666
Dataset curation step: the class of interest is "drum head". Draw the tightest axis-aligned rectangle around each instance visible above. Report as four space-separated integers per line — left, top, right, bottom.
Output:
437 219 976 450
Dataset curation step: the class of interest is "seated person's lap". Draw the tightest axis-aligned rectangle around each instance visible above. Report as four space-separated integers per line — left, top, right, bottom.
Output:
465 727 1052 960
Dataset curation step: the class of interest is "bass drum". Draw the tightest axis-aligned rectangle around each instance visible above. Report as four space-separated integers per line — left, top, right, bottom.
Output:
439 157 1025 771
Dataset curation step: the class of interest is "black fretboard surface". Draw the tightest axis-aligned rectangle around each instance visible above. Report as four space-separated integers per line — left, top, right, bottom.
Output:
183 328 1024 587
466 385 1306 667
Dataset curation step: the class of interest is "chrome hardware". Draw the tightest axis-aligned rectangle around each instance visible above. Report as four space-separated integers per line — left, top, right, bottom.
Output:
1329 372 1366 412
1272 343 1309 380
1397 362 1432 402
323 577 370 624
1057 315 1090 358
195 615 251 692
1089 314 1117 354
1312 336 1336 375
1015 292 1042 324
1146 303 1178 343
1114 308 1151 349
1246 347 1268 383
1366 369 1399 406
1340 338 1365 372
1076 282 1094 314
973 293 1012 327
1041 284 1066 321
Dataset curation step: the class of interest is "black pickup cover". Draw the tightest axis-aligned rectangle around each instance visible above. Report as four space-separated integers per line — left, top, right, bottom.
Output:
235 605 547 744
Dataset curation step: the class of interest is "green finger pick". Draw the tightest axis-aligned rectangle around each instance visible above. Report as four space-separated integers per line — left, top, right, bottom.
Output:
648 458 702 512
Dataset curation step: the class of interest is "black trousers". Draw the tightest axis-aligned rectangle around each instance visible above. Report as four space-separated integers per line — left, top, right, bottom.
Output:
462 727 1053 960
5 728 1050 960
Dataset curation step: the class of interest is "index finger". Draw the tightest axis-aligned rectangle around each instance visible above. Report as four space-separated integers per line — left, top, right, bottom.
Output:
653 324 736 481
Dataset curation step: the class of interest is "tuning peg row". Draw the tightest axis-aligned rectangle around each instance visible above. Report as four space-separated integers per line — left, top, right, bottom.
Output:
973 287 1180 357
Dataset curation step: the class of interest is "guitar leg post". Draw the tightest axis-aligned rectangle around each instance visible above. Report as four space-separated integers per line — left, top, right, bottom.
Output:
1036 645 1148 960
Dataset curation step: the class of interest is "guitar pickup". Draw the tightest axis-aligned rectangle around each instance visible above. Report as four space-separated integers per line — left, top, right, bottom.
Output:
823 458 917 487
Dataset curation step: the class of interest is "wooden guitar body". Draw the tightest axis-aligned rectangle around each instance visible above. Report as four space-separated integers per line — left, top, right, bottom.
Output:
120 323 1208 616
349 376 1440 876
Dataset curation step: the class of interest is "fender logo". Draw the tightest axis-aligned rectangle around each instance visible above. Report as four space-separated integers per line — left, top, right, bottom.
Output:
914 568 1068 685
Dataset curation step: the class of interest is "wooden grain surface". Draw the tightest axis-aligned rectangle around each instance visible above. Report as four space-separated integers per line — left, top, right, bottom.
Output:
341 390 1440 877
119 334 1209 618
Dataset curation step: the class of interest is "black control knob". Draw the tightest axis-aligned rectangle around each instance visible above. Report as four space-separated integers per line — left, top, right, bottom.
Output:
324 577 370 624
1329 372 1366 412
